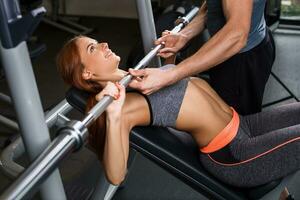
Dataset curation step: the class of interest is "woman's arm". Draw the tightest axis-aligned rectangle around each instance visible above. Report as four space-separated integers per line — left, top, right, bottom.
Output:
103 113 129 185
102 92 150 185
95 82 129 185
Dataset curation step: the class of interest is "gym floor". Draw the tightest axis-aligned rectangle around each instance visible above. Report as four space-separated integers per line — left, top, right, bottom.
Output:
1 16 300 200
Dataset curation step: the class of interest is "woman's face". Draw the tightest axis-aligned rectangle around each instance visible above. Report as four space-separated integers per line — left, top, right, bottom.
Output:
76 37 121 81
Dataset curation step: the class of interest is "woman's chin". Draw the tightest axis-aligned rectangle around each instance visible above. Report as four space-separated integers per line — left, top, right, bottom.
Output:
115 55 121 62
115 57 121 69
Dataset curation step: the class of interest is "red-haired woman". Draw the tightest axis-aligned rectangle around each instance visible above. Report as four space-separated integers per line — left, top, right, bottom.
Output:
56 36 300 188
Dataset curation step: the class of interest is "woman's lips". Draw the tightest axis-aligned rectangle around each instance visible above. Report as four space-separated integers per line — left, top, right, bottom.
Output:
105 50 113 58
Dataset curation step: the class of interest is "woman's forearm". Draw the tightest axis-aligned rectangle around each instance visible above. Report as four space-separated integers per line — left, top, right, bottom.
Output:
103 114 127 185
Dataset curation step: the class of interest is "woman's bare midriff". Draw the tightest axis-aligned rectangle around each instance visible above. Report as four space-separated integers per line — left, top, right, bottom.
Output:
176 78 233 148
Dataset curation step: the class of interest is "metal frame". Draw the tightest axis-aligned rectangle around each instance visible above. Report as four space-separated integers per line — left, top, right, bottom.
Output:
0 34 67 200
0 0 66 199
0 114 18 131
0 92 19 131
0 7 199 200
43 0 93 35
136 0 161 67
0 99 72 178
263 71 300 108
262 4 300 108
262 28 300 108
0 98 118 200
266 0 281 27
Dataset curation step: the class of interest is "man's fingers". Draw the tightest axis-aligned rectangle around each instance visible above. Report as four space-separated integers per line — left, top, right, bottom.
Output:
155 37 166 45
157 47 175 58
128 79 143 90
155 33 170 45
159 47 176 54
129 68 146 77
162 30 170 37
157 52 174 58
133 76 143 82
142 89 154 95
154 39 161 45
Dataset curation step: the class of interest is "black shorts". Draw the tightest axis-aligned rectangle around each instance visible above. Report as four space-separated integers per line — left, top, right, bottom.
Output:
209 28 276 115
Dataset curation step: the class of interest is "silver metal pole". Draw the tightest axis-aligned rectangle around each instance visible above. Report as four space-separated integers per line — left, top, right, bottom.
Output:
0 7 199 199
136 0 161 67
0 41 66 200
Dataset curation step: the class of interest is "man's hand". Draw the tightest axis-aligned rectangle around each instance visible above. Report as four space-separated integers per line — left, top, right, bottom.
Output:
155 31 189 59
128 67 175 95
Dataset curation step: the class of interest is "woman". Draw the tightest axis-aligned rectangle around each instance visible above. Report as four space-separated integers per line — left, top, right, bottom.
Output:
57 35 300 188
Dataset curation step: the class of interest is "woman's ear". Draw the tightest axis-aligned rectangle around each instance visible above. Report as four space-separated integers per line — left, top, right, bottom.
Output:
82 69 92 80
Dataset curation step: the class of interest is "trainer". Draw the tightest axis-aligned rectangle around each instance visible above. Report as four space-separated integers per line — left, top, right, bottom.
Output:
129 0 275 115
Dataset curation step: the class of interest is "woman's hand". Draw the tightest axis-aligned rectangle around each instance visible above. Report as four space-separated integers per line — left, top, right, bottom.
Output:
95 81 125 116
155 30 188 59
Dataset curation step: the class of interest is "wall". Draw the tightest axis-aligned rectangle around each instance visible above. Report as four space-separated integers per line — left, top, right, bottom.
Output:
43 0 140 19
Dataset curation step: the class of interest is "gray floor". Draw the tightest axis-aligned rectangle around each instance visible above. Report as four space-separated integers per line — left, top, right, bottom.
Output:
1 17 300 200
263 30 300 106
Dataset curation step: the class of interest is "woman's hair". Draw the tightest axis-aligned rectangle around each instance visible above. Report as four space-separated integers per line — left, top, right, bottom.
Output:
85 96 106 161
56 36 106 160
56 35 101 93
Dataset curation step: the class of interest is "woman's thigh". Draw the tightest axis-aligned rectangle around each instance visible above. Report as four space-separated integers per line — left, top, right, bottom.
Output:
199 123 300 187
244 102 300 136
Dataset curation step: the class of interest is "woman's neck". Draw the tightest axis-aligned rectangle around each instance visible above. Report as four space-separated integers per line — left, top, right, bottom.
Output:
96 69 128 87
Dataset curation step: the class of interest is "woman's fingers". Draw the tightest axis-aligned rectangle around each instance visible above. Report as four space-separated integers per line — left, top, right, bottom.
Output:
96 81 120 101
115 82 126 100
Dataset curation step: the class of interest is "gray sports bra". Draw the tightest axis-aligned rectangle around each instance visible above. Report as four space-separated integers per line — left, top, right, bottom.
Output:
143 64 189 128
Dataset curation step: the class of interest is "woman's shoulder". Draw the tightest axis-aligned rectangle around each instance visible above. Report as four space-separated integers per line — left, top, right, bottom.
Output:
124 92 149 112
123 92 151 128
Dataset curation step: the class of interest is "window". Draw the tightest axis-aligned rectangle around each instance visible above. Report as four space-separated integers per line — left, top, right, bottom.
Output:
281 0 300 20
